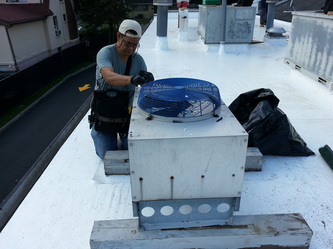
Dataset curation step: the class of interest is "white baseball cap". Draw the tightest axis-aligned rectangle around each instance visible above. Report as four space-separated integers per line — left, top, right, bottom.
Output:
119 19 142 38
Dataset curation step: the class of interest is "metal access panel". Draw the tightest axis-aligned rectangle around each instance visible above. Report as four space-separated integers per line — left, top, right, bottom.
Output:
198 5 256 44
285 11 333 86
128 89 248 202
198 5 223 44
225 6 256 43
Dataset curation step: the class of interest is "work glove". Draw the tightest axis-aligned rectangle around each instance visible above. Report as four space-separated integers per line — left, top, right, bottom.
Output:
131 70 154 86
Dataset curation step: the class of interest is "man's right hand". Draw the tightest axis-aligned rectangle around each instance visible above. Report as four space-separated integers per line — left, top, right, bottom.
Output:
131 71 154 86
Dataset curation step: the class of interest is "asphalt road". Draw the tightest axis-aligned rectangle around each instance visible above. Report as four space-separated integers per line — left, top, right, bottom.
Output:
0 64 95 230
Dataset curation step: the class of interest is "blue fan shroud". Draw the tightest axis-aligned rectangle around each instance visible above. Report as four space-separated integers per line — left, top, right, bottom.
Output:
138 78 222 122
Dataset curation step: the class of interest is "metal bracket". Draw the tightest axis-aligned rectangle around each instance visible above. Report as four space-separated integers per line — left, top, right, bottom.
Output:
135 198 239 230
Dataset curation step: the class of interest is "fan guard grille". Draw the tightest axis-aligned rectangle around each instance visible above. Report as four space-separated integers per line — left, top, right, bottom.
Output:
137 78 222 122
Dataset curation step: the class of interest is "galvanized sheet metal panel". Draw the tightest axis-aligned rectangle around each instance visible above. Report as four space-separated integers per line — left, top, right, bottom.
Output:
198 6 256 44
286 12 333 84
129 89 248 202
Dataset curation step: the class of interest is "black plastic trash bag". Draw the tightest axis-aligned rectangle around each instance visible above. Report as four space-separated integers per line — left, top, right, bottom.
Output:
228 88 314 156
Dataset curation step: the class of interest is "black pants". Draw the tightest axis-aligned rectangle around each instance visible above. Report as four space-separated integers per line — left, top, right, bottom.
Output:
260 7 267 25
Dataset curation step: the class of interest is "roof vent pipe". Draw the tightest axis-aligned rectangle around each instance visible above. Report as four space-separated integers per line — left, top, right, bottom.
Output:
266 0 278 30
264 0 286 42
153 0 172 37
220 0 227 43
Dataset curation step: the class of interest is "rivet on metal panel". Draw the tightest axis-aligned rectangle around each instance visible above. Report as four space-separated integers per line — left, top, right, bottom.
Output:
146 115 153 121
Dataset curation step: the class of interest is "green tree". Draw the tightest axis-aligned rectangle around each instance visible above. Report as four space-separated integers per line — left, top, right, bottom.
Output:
78 0 130 42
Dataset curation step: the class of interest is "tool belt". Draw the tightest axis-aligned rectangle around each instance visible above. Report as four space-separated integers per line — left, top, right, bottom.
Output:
90 55 133 133
95 116 128 123
89 89 130 133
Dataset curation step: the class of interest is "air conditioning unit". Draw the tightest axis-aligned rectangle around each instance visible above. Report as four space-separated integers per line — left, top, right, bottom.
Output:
128 78 248 230
55 30 61 36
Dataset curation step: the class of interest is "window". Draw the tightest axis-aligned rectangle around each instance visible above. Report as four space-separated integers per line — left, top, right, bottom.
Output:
53 16 61 36
53 16 59 30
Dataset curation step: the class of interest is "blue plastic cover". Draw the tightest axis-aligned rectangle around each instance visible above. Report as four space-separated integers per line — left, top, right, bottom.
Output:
138 78 222 121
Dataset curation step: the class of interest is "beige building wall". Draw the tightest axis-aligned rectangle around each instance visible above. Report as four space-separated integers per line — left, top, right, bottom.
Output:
8 21 49 64
0 26 14 69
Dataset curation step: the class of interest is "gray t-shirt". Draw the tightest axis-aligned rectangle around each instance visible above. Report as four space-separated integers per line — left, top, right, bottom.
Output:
95 44 147 105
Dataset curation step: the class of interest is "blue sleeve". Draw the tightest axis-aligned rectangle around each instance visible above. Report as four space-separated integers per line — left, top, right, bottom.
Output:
96 46 114 70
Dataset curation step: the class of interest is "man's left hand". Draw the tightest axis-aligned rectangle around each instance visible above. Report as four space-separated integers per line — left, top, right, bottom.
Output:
139 71 154 83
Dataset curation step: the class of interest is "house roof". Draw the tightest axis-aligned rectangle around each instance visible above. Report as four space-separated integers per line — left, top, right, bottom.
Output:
0 1 53 26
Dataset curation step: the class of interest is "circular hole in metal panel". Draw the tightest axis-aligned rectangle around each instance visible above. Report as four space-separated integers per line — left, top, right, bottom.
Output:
179 205 192 215
141 207 155 217
160 206 174 216
217 203 230 213
198 204 211 214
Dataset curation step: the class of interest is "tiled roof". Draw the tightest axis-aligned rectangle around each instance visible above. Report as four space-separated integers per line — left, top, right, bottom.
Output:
0 1 53 26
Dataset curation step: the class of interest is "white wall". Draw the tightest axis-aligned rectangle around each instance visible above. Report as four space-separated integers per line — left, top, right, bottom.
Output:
0 26 14 69
8 21 49 63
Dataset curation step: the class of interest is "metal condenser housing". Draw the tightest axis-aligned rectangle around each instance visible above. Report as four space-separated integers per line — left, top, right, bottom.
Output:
128 78 248 229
